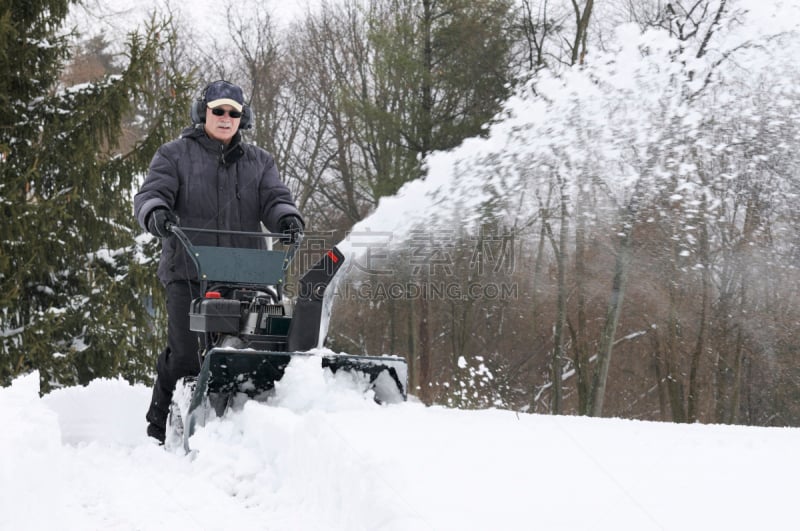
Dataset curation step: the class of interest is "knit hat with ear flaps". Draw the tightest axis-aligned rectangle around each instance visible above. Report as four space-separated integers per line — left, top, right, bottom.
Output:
205 80 244 112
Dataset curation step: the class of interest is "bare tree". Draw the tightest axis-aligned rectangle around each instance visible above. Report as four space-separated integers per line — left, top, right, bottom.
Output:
569 0 594 65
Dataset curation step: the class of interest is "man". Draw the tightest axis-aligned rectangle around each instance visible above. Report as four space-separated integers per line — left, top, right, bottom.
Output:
134 80 304 444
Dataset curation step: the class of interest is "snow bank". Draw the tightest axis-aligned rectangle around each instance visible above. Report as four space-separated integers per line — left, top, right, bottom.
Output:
2 368 800 530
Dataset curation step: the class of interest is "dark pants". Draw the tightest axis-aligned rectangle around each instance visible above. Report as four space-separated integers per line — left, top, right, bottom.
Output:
145 281 203 431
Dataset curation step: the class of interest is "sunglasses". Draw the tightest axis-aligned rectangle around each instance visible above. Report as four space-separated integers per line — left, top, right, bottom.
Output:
210 108 243 119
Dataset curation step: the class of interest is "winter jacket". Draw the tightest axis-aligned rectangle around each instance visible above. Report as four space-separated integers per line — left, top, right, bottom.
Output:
134 125 302 286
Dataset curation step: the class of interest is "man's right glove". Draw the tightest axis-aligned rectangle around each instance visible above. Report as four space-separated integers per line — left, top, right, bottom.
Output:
278 215 304 244
146 208 178 238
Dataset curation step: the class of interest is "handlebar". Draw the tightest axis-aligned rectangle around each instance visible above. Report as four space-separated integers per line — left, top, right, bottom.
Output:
167 223 303 272
168 223 297 241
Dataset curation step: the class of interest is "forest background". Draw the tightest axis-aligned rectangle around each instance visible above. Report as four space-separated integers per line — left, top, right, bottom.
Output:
2 0 800 427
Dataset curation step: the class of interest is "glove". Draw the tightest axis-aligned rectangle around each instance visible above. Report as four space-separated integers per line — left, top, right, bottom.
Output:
146 208 178 238
278 215 304 244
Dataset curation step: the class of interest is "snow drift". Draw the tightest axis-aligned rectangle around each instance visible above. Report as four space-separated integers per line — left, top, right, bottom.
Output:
2 363 799 530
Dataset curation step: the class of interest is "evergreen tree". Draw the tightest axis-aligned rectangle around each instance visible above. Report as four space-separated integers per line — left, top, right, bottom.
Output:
360 0 516 196
0 1 192 390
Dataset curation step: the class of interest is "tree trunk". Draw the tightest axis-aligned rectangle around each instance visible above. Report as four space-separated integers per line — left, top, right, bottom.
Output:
418 293 433 403
550 182 570 414
570 0 594 65
589 209 632 417
649 332 670 421
407 294 418 396
665 234 687 423
688 177 712 423
419 0 435 157
529 206 549 411
573 178 590 414
687 246 709 423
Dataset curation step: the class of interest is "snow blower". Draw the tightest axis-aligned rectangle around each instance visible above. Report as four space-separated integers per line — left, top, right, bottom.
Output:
164 225 407 452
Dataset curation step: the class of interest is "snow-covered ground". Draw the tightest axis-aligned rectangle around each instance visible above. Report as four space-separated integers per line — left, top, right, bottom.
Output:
2 359 798 531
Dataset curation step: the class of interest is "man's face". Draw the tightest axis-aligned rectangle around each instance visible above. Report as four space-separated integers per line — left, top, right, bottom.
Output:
204 105 241 144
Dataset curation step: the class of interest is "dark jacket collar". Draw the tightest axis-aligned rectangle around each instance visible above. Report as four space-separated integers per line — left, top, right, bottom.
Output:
181 125 245 166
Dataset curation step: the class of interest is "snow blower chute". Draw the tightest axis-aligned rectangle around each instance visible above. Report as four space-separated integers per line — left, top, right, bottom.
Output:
165 225 407 452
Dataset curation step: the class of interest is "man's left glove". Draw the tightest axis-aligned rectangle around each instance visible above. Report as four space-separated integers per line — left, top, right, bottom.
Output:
146 207 178 238
278 215 304 244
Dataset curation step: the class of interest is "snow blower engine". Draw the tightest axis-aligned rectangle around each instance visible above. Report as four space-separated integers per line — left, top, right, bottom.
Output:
165 224 407 451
